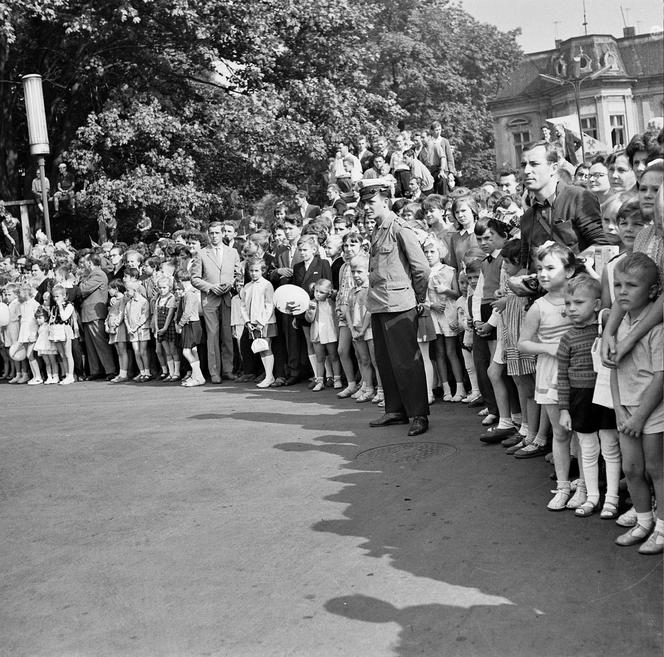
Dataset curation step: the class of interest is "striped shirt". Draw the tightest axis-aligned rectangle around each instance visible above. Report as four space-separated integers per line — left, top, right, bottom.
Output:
557 323 598 410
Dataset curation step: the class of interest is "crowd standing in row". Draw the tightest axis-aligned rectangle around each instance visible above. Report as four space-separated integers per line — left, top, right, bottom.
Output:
1 123 664 554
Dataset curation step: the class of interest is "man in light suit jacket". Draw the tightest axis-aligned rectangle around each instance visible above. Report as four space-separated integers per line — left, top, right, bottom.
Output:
79 252 116 380
191 221 243 383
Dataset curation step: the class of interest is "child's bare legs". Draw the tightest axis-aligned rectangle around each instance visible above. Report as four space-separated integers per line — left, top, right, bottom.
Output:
256 338 274 388
513 374 537 440
113 341 129 379
311 341 326 390
26 344 42 383
165 341 180 378
419 341 435 403
644 432 664 545
182 346 204 386
488 361 513 430
445 336 465 400
432 336 450 398
461 347 479 399
45 354 59 381
544 403 572 508
155 340 168 376
131 341 146 378
366 338 382 393
161 340 178 378
138 341 150 376
353 338 374 401
598 429 621 509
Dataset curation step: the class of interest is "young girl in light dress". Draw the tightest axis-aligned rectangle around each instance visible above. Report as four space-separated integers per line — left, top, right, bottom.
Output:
105 279 130 383
518 242 576 511
34 306 59 384
5 283 26 383
175 269 205 387
49 284 76 385
124 281 152 382
17 284 42 385
423 237 465 402
240 257 278 388
304 279 342 392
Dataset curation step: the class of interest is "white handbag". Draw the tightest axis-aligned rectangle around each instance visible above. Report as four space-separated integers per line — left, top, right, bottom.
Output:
591 313 614 409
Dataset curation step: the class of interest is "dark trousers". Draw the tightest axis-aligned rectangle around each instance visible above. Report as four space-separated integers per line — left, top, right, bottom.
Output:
279 310 306 380
371 309 429 418
201 295 233 377
472 303 498 416
82 319 116 375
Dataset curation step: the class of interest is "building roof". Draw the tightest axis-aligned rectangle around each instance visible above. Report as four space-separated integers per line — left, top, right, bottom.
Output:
492 32 663 104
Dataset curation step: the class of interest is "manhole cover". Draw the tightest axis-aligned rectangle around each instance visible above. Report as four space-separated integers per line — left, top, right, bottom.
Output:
355 442 456 465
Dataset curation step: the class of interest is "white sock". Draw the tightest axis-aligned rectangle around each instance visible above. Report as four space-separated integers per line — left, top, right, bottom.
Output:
511 413 522 425
119 369 127 378
442 382 451 395
636 511 654 529
655 518 664 533
173 360 181 376
190 361 203 380
308 354 318 377
167 359 175 376
497 417 514 430
519 423 529 437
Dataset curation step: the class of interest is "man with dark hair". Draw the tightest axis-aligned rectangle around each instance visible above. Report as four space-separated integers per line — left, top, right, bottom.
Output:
357 136 374 172
361 180 431 436
403 148 434 194
426 122 457 194
191 221 243 383
294 189 321 222
519 140 606 270
363 154 386 180
497 168 519 195
80 252 116 380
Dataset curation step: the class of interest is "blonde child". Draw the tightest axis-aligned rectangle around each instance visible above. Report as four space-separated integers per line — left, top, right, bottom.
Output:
453 266 481 404
240 257 277 388
0 288 12 380
518 242 576 511
124 280 151 382
175 269 204 387
4 283 25 383
304 278 341 392
346 255 383 404
34 306 59 384
105 279 129 383
423 236 465 402
153 274 180 381
17 283 42 385
611 253 663 554
49 284 76 385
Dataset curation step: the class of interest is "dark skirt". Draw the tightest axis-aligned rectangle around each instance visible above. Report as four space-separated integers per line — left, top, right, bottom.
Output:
156 305 177 342
180 321 202 350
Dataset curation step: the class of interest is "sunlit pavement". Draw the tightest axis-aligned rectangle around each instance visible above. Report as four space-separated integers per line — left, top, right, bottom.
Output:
1 381 661 657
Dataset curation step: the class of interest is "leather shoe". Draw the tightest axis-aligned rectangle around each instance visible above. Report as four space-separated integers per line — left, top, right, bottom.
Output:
84 374 104 381
408 416 429 436
105 373 118 381
285 376 300 386
222 373 237 381
480 426 516 443
369 413 409 427
270 377 286 388
467 397 485 408
210 375 222 384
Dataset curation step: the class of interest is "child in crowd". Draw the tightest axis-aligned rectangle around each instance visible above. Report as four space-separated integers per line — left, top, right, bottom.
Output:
423 237 465 402
452 270 480 403
124 280 152 382
153 274 180 381
49 284 76 385
346 255 383 404
518 242 576 511
5 283 26 383
34 306 59 384
17 284 41 385
0 289 13 380
305 279 342 392
558 275 620 517
240 258 277 388
105 279 129 383
175 269 205 387
335 232 363 399
611 253 664 554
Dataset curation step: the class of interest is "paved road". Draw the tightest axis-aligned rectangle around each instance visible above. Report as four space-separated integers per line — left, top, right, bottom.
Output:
1 381 661 657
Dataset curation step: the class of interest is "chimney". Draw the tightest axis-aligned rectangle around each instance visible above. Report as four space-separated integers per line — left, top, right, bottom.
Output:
623 26 636 37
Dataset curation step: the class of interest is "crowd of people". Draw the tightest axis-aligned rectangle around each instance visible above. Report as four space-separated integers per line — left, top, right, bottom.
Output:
1 122 663 555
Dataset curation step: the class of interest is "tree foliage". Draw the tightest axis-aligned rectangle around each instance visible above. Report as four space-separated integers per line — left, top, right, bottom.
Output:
1 0 521 235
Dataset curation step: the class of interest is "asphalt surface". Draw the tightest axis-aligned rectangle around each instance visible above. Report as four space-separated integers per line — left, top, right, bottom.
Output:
1 380 661 657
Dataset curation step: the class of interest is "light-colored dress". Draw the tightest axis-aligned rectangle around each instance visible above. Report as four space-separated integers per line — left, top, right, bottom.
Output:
17 298 40 343
533 295 572 404
310 299 338 345
427 262 458 337
35 323 57 355
240 278 277 339
105 297 128 344
124 295 151 342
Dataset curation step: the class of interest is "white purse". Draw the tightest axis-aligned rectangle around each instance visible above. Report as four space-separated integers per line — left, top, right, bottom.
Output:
591 312 614 409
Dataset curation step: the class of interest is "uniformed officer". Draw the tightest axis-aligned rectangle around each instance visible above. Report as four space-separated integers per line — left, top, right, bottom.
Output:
361 179 431 436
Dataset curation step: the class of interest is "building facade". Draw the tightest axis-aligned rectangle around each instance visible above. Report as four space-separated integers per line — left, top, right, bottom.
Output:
490 29 663 168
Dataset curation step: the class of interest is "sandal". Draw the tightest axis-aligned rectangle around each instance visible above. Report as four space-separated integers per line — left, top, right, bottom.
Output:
575 501 597 517
600 501 619 519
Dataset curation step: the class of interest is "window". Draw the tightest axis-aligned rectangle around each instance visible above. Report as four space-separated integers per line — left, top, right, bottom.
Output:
610 114 625 148
581 116 598 140
513 130 531 163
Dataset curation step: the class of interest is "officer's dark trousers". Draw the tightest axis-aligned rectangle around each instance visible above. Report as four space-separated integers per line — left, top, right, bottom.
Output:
371 308 429 418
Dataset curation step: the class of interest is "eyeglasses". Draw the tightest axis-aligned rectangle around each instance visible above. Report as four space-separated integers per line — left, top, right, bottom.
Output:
588 172 607 180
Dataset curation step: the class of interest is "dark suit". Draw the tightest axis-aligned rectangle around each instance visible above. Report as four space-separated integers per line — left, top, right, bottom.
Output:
79 266 115 375
292 255 332 300
358 149 374 172
520 181 607 270
191 244 242 377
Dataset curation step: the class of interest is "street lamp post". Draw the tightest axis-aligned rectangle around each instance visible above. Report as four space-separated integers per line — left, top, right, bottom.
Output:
538 64 612 163
21 74 52 240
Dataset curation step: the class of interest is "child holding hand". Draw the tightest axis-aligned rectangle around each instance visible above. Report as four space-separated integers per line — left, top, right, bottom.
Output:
611 253 664 554
124 281 152 382
17 284 41 385
304 278 341 392
34 306 59 384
